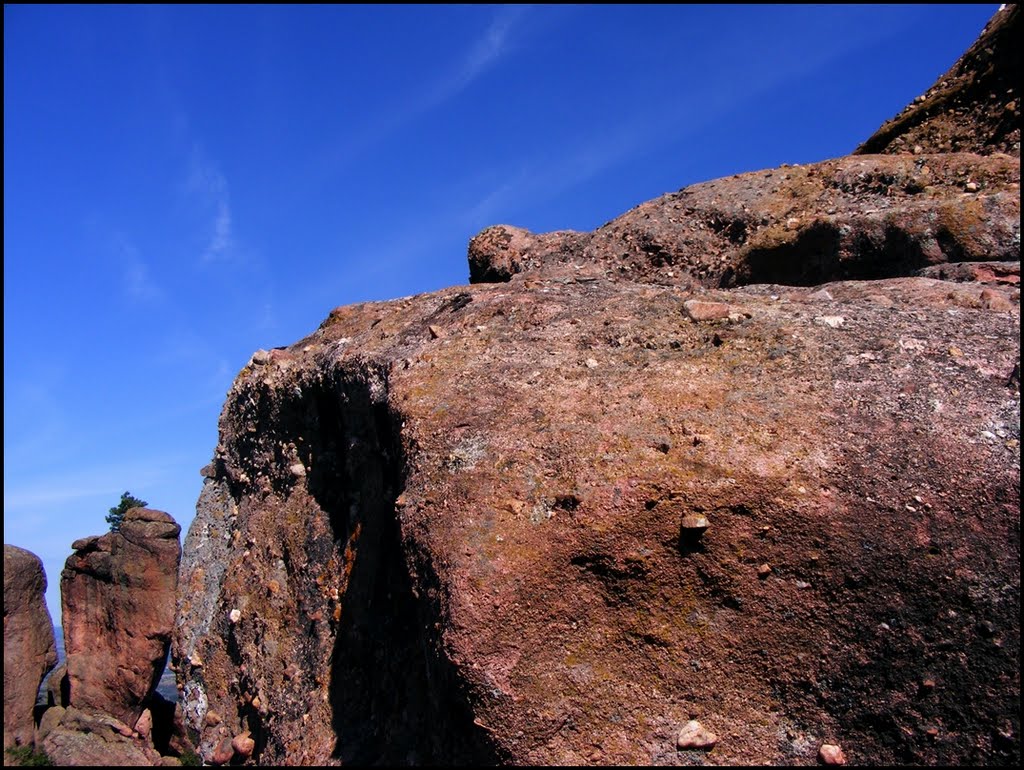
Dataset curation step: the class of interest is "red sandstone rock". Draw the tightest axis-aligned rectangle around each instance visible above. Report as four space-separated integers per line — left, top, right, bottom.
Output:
61 508 181 728
3 545 58 749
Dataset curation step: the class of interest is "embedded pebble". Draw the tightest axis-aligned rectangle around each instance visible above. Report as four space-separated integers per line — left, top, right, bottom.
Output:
680 514 710 540
683 299 732 321
819 743 847 765
814 315 845 329
229 608 242 624
232 732 256 758
677 720 718 750
211 736 235 765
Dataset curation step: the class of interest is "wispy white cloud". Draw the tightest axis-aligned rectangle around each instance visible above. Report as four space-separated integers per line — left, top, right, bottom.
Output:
3 460 175 511
187 149 235 263
317 6 528 176
426 5 526 106
112 232 162 302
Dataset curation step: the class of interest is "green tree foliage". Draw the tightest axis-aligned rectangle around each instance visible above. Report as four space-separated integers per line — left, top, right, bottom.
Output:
5 745 53 766
105 490 148 533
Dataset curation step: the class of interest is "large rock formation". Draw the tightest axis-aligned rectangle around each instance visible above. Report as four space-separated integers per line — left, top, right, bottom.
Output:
61 508 181 728
3 545 57 749
174 7 1019 767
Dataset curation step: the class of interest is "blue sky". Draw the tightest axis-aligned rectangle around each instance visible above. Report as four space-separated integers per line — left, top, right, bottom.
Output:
4 4 999 619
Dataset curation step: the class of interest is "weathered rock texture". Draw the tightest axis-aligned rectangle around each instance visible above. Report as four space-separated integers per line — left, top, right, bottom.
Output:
856 3 1020 157
175 7 1019 767
61 508 181 728
468 153 1019 290
39 706 163 767
3 545 57 749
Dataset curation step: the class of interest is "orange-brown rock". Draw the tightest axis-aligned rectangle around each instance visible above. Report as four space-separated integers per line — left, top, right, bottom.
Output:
61 508 181 729
3 545 57 749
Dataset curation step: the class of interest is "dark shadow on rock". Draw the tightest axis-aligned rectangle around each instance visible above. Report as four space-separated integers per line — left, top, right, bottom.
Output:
300 363 499 766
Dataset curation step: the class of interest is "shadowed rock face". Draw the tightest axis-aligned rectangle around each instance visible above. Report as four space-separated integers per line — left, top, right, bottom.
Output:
3 545 57 749
61 508 181 728
175 7 1019 767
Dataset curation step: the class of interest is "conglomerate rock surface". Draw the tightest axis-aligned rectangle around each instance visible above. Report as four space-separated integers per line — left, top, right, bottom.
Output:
3 545 57 750
61 508 182 729
174 6 1019 767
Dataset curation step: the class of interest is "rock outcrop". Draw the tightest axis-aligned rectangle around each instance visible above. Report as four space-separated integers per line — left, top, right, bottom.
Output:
39 706 164 767
61 508 181 728
3 545 58 749
174 7 1019 767
855 4 1019 157
468 152 1019 290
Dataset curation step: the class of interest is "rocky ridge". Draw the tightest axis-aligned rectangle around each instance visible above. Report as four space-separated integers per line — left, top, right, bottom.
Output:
173 6 1019 767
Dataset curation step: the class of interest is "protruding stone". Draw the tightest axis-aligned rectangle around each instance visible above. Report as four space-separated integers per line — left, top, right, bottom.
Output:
211 734 235 765
819 743 847 765
135 708 153 740
683 299 732 321
677 720 718 750
232 731 256 758
680 514 710 534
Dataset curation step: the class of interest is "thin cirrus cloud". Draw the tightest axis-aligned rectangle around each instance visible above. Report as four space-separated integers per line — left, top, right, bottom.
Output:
187 149 235 263
113 232 163 302
316 6 528 178
464 7 930 230
3 461 173 512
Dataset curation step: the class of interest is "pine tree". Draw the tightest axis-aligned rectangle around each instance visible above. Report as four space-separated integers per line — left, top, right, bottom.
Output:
105 491 148 532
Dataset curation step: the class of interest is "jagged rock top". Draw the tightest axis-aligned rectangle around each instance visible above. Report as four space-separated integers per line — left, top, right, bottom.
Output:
856 4 1020 157
4 544 50 601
